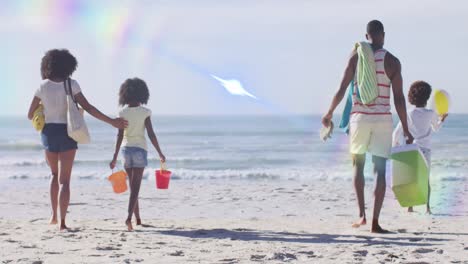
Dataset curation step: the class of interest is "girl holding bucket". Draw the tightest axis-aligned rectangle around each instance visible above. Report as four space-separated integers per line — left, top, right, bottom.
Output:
109 78 166 231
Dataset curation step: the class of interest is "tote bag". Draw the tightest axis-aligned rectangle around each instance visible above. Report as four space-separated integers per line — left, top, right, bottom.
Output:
64 78 90 144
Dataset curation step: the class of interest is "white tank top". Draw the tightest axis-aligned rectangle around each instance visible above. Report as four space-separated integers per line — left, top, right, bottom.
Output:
351 49 392 122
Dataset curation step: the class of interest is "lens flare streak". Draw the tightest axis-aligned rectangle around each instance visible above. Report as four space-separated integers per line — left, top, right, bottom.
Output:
210 75 257 100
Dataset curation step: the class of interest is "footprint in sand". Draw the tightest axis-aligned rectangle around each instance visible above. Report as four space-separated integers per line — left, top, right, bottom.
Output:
219 258 238 263
298 251 317 258
168 250 184 256
250 255 266 261
20 244 37 249
109 253 125 258
375 250 389 255
385 253 400 261
88 254 104 257
96 246 121 251
44 252 62 255
412 248 435 254
269 253 297 262
353 250 368 257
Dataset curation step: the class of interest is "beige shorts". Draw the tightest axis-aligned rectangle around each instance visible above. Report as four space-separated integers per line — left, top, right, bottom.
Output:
349 120 393 158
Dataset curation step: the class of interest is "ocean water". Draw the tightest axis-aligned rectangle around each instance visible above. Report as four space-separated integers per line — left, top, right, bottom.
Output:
0 115 466 182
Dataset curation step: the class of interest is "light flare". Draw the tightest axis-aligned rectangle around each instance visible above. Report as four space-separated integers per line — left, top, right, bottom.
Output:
210 75 257 99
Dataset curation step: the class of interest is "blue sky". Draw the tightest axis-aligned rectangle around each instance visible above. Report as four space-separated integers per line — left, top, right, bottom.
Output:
1 0 467 116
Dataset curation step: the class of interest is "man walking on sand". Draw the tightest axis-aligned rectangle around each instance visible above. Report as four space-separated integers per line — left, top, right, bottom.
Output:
322 20 414 233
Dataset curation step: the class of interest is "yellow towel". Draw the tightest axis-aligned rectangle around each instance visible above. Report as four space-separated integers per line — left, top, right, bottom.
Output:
32 104 45 131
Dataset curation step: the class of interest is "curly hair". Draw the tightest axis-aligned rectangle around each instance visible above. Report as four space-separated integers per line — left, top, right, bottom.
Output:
408 81 432 107
40 49 78 80
119 78 150 106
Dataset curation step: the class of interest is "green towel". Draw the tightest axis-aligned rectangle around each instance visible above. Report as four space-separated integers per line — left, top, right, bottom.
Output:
354 42 378 104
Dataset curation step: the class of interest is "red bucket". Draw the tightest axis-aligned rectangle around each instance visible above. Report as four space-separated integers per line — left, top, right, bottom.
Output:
155 162 171 189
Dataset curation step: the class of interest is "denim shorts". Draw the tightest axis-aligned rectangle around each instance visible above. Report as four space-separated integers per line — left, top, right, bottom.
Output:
121 147 148 168
41 123 78 153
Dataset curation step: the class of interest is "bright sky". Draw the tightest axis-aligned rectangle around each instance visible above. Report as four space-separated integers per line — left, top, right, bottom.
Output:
1 0 467 116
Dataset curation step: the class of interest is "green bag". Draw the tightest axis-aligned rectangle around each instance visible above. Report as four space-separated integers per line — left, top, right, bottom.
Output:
391 144 429 207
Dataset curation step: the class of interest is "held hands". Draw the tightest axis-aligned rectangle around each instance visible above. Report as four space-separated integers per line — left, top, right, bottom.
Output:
111 118 128 129
321 112 333 128
109 159 117 170
404 131 414 144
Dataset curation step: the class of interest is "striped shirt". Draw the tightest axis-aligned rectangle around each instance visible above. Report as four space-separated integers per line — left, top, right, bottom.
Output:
351 48 392 122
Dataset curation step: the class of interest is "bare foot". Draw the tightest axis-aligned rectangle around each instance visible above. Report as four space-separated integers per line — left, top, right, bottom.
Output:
59 220 69 231
136 219 142 226
352 217 367 228
407 207 414 213
49 216 58 225
371 220 390 234
126 219 134 231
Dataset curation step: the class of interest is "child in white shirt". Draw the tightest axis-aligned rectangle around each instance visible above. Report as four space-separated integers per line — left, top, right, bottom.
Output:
393 81 448 214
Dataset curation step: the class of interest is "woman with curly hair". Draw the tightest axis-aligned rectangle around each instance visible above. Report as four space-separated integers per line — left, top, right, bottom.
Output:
392 80 448 214
27 49 128 230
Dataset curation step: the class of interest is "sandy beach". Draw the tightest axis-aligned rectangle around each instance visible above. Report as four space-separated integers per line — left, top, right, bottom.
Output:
1 179 466 263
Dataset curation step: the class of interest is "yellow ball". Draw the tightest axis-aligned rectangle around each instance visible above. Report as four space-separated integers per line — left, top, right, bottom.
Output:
433 89 450 115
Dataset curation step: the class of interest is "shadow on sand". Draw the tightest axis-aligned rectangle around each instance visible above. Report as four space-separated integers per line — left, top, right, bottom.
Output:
150 228 450 247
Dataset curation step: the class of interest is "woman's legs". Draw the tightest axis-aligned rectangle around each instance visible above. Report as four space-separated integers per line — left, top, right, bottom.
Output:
45 151 59 224
126 168 144 231
58 149 76 230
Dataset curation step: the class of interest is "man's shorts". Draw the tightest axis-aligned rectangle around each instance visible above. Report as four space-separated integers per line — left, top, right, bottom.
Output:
349 120 393 158
121 146 148 168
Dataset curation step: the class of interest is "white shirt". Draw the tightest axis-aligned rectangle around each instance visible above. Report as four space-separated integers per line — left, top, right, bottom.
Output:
119 106 152 150
392 107 442 150
34 79 82 124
